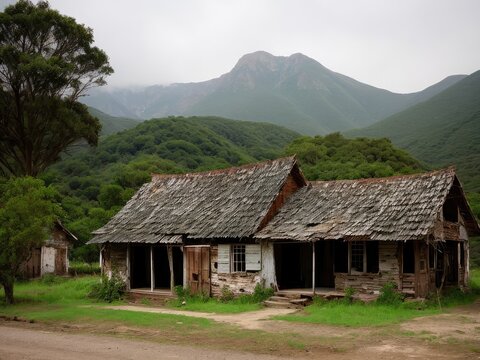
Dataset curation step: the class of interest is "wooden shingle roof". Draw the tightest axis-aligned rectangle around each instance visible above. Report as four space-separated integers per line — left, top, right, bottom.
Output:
256 167 479 242
89 157 300 244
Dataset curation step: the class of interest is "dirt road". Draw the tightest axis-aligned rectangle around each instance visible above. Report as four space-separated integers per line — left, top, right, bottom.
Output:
0 325 286 360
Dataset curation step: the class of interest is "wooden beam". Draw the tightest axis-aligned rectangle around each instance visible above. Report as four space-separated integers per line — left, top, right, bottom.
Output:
150 245 154 292
126 244 130 291
167 246 174 292
312 241 316 294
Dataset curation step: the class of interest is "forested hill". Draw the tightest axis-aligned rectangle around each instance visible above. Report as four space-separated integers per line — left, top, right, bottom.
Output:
346 69 480 193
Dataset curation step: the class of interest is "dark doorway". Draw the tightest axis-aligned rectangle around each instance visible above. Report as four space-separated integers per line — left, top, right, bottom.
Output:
445 241 458 285
130 245 151 289
153 246 170 289
403 241 415 274
315 241 335 288
275 243 312 289
173 247 184 287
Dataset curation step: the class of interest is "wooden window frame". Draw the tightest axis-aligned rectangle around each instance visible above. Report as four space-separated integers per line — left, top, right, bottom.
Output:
231 244 246 273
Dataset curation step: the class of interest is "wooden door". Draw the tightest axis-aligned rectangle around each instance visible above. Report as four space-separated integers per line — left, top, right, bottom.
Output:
415 241 429 297
55 248 67 275
185 246 210 295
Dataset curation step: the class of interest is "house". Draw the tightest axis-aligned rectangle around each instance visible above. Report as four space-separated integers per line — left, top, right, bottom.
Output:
256 167 479 297
89 157 479 298
20 221 77 278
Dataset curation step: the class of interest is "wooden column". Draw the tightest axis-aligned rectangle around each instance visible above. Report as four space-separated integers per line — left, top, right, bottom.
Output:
167 246 174 292
126 244 131 291
312 241 316 294
150 245 154 292
99 245 103 277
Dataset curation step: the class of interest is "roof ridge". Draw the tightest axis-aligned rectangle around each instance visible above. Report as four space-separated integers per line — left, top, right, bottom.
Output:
151 156 297 180
310 166 456 185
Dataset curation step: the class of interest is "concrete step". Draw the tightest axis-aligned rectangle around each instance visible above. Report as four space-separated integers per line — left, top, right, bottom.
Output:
289 298 309 306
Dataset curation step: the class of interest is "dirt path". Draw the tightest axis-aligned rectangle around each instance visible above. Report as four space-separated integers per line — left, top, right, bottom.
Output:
0 325 285 360
106 305 296 330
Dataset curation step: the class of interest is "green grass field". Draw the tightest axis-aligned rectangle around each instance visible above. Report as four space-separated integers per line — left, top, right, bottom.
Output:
275 268 480 327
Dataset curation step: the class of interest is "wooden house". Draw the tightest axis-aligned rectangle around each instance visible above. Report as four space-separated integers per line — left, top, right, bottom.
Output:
89 158 479 298
257 167 479 297
20 221 77 278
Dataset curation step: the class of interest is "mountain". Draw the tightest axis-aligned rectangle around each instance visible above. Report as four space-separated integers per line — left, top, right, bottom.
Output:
88 107 141 136
81 51 466 135
346 70 480 192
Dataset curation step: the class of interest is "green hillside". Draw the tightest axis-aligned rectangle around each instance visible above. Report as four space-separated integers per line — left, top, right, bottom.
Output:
347 70 480 193
88 107 141 136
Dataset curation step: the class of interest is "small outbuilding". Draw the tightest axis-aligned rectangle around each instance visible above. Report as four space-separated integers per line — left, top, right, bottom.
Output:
20 221 77 278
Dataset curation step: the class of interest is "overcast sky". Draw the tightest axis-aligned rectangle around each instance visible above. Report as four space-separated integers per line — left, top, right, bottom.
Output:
2 0 480 93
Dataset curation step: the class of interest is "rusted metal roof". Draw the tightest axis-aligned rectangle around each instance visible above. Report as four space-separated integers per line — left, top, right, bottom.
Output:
256 167 479 242
88 157 299 244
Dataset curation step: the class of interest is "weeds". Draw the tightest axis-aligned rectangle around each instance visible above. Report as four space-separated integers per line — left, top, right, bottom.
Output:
88 273 126 302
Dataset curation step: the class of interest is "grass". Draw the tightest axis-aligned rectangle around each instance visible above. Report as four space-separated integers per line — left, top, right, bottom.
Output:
167 298 262 313
275 268 480 327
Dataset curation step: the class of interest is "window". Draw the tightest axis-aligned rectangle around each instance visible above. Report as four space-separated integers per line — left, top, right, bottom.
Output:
231 245 246 272
351 241 364 273
348 241 378 274
217 244 261 273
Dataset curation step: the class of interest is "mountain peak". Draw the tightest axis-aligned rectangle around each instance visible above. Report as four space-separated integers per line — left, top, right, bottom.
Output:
233 51 279 71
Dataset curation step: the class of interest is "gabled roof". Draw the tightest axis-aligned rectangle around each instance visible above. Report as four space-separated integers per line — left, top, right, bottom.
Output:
256 167 479 242
89 157 302 244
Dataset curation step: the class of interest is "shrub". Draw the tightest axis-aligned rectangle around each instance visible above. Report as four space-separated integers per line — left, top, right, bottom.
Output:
251 283 274 303
376 282 404 306
220 286 235 302
68 262 101 276
343 287 355 304
88 273 125 302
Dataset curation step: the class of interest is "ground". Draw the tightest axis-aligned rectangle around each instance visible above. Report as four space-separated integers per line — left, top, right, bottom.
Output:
2 300 480 359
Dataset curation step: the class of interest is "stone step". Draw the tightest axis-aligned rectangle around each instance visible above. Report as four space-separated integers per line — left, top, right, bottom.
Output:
269 296 291 302
264 300 296 309
289 298 309 306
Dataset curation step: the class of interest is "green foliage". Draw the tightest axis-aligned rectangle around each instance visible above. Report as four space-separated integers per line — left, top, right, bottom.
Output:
220 286 235 302
285 133 424 181
0 177 63 304
343 287 355 304
347 70 480 194
68 262 101 276
39 116 298 261
0 1 112 177
250 283 275 303
376 282 404 306
88 273 126 303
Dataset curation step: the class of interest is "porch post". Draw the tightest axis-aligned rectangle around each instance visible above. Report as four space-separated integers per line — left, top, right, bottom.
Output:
167 246 174 292
150 245 154 292
312 241 316 295
99 245 103 277
126 244 130 291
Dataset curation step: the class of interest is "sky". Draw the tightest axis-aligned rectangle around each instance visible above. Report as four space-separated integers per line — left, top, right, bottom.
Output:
2 0 480 93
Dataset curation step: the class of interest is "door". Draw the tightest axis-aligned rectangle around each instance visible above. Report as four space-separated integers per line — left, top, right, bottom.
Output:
55 248 67 275
185 246 210 295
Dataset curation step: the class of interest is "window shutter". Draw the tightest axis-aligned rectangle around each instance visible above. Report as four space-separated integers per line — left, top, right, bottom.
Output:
217 244 230 273
245 244 261 271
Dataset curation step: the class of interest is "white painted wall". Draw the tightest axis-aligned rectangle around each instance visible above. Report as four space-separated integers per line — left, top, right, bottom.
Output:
260 241 277 289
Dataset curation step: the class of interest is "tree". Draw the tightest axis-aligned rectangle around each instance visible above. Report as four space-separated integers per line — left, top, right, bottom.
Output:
0 1 113 177
0 177 63 304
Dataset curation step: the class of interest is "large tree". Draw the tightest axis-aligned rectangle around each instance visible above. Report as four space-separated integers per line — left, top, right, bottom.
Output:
0 177 63 304
0 0 113 176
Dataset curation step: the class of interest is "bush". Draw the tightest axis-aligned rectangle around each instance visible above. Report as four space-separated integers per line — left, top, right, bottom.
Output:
88 273 125 302
343 287 355 304
251 283 274 303
220 286 235 302
68 261 101 276
376 282 404 306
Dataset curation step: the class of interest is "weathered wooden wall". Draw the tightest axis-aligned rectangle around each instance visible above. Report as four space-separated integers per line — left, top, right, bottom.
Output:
260 241 276 289
335 241 400 293
103 244 128 282
210 244 261 297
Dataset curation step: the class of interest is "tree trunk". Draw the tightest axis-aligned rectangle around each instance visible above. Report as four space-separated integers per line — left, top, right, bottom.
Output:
2 281 14 305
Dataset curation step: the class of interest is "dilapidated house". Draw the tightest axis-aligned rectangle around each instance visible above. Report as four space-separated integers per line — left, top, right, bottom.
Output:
257 167 479 297
89 157 306 297
20 221 77 278
89 157 479 298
